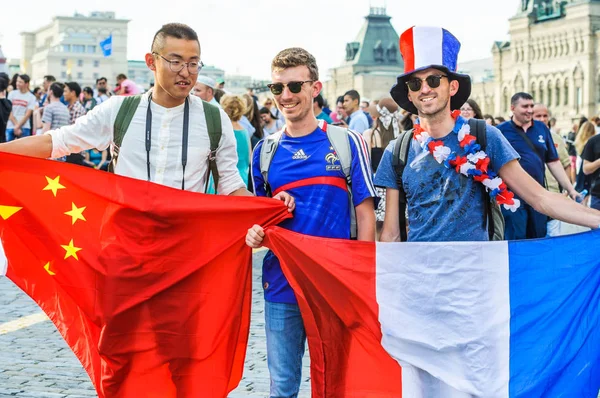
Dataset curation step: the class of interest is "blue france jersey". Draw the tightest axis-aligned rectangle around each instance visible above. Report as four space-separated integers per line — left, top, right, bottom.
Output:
252 122 376 303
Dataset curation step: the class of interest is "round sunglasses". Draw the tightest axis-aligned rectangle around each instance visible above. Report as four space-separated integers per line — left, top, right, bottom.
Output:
405 74 448 92
267 80 314 95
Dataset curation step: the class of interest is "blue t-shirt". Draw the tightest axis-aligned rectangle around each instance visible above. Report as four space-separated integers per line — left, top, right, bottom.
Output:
496 120 558 187
253 123 376 303
374 117 519 242
348 110 370 134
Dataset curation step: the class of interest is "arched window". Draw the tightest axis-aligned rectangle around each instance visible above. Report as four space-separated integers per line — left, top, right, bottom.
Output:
555 80 561 107
503 87 509 114
564 79 569 106
531 82 537 101
539 81 545 105
547 81 553 107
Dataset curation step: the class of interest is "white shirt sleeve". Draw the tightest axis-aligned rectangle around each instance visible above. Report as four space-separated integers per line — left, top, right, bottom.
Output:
48 97 121 159
214 108 246 195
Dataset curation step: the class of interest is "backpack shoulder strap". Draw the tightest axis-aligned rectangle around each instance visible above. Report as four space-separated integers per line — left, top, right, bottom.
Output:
110 94 142 172
202 101 222 193
259 130 284 197
468 118 487 152
326 124 352 179
392 129 414 242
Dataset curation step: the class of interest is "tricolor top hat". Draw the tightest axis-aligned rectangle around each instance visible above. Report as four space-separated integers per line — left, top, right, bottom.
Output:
390 26 471 114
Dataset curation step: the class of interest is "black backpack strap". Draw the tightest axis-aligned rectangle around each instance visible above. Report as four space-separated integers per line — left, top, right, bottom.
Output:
469 118 494 240
391 129 413 242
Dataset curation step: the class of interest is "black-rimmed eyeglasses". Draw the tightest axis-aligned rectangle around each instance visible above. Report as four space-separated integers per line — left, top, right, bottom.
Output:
152 52 204 74
267 80 314 96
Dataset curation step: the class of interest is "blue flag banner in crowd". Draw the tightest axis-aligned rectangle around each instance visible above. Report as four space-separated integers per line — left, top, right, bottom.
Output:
99 35 112 57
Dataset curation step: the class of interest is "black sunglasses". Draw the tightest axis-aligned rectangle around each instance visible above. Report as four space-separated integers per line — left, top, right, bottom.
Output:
267 80 314 95
405 74 448 92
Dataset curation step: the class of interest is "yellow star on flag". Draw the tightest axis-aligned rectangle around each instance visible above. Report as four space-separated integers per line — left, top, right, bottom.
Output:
44 262 56 276
61 239 82 261
43 176 66 197
0 205 22 220
64 203 86 225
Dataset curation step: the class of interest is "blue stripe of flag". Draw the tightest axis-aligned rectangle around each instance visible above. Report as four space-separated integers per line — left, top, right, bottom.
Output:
509 229 600 397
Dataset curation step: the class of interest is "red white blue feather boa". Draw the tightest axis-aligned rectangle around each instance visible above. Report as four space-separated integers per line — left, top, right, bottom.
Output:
413 110 520 212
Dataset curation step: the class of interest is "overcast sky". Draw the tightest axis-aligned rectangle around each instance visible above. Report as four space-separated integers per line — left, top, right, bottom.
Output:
1 0 519 79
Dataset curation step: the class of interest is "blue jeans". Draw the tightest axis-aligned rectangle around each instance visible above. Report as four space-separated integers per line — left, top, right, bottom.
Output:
265 301 306 398
6 128 31 142
591 195 600 211
502 201 547 240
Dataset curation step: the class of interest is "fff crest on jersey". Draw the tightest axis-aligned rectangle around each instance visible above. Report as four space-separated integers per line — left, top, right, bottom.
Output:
325 152 341 171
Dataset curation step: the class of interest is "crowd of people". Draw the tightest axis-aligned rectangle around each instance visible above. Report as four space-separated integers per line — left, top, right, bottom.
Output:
0 22 599 398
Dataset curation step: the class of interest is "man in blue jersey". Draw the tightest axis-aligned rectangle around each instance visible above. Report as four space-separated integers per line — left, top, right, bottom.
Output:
245 47 377 397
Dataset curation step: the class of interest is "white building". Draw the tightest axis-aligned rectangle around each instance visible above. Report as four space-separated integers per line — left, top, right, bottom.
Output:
20 11 129 88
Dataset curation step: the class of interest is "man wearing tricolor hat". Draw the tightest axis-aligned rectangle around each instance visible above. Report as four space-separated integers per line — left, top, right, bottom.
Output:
374 26 600 242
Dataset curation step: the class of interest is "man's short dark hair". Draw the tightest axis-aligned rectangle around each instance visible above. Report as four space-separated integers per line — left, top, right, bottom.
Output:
344 89 360 103
49 82 65 99
65 82 81 97
336 95 344 104
116 73 127 81
83 86 94 96
151 23 199 53
44 75 56 83
511 92 533 106
96 77 107 84
314 93 324 108
0 76 8 92
18 74 31 84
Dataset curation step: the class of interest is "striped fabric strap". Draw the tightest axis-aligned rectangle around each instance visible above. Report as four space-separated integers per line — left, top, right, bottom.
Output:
272 176 348 197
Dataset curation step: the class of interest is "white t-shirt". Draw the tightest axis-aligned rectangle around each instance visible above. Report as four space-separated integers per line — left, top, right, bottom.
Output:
49 92 245 194
7 90 36 129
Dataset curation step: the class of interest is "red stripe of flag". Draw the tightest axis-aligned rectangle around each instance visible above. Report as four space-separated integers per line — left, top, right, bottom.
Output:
400 27 415 73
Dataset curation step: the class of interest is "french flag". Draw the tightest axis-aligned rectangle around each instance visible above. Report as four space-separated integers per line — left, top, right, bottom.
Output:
264 227 600 397
400 26 461 74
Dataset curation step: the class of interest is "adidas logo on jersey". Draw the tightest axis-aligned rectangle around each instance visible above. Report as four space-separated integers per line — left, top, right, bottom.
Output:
292 149 309 160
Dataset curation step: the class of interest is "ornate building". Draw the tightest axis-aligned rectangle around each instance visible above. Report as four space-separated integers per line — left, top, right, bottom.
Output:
469 0 600 128
322 7 403 104
20 12 129 88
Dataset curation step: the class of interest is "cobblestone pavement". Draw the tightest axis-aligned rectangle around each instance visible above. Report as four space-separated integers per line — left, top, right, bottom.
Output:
0 250 310 398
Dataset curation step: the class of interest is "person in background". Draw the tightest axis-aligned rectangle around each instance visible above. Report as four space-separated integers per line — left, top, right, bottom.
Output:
313 94 333 123
82 87 97 112
263 97 285 124
460 98 483 120
6 74 36 142
193 75 220 107
260 107 284 137
533 103 573 236
343 89 369 133
115 73 140 96
221 95 251 187
241 94 264 149
216 78 225 90
495 116 506 125
97 87 109 104
0 75 12 144
483 114 496 126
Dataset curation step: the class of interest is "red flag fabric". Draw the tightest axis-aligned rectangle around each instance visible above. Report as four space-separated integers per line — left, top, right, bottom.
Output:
263 226 402 397
0 153 290 398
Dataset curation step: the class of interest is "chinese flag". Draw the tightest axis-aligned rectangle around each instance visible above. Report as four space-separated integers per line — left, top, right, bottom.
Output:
0 153 290 398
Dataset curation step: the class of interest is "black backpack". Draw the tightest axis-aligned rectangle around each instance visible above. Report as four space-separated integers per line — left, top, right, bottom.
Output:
391 118 505 242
